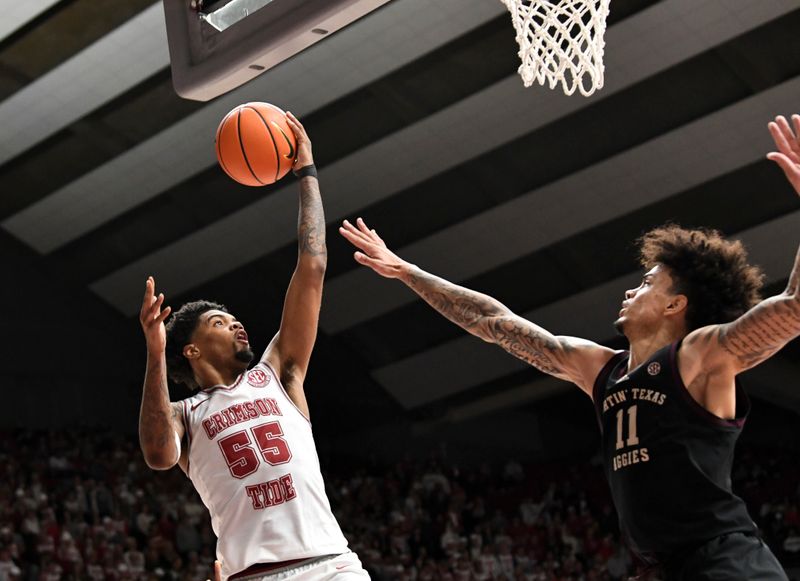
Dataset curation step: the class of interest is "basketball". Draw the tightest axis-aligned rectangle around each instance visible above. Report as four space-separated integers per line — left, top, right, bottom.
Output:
215 102 297 186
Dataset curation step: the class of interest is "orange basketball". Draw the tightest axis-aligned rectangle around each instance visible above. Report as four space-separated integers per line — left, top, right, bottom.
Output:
215 102 297 186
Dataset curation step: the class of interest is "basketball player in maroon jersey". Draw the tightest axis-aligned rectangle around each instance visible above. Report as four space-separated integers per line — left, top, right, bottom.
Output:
340 115 800 579
138 112 369 580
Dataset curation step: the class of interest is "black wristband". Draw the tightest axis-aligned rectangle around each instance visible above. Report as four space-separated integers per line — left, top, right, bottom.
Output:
293 164 318 179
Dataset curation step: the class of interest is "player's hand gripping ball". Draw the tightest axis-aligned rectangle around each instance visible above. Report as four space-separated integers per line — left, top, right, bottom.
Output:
215 102 298 186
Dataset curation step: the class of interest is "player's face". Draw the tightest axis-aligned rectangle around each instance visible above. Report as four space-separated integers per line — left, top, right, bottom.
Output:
614 264 682 335
190 310 254 368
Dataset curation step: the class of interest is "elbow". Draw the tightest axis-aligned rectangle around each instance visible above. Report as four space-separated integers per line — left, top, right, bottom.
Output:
299 255 327 277
141 448 178 471
781 288 800 309
144 455 176 471
791 293 800 319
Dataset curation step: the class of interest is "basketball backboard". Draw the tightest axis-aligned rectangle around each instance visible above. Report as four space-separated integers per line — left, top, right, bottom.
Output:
163 0 393 101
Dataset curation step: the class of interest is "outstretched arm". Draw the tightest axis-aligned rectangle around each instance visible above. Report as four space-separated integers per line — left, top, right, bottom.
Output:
683 115 800 374
139 277 185 471
717 248 800 370
339 218 616 395
263 113 324 418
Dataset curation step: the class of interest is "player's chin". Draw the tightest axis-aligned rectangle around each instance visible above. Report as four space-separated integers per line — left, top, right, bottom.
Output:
234 346 254 365
613 317 626 336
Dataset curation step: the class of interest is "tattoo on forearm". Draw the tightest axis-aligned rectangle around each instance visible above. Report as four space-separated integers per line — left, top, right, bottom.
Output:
140 359 178 457
298 178 326 258
405 270 571 376
406 271 503 330
487 317 570 375
719 295 800 368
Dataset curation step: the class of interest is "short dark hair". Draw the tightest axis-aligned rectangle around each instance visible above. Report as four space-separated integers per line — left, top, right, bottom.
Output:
165 300 227 389
638 225 764 331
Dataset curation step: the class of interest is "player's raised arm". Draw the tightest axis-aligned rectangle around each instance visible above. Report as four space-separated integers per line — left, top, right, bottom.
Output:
715 242 800 372
684 115 800 374
339 218 617 395
262 113 324 417
139 276 184 470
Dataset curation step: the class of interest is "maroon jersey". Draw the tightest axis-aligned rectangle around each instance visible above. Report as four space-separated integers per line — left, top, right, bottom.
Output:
592 341 756 564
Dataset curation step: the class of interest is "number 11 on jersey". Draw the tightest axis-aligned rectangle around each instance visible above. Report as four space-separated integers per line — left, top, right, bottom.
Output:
615 405 639 450
612 404 650 472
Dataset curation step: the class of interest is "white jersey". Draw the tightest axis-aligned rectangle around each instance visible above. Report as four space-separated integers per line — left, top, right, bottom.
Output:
181 361 349 579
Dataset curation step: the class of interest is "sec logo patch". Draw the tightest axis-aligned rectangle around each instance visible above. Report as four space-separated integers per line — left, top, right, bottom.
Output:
247 368 270 388
647 362 661 376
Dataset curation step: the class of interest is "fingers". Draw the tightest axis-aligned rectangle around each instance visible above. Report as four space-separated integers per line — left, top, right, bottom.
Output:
767 151 793 177
156 305 172 325
141 276 155 313
340 219 372 244
355 217 373 236
285 114 300 134
768 121 792 157
767 151 793 170
145 293 166 323
771 116 800 160
214 560 222 581
767 151 800 181
140 280 170 326
339 221 374 251
152 292 165 315
355 217 385 246
767 152 800 194
354 252 397 278
286 110 302 128
793 114 800 140
776 115 798 142
285 111 307 139
354 251 382 270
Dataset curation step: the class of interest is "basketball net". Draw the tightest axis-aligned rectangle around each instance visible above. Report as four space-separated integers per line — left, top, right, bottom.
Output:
500 0 611 97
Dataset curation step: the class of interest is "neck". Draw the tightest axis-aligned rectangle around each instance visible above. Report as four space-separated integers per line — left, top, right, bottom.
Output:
194 361 245 390
626 327 686 371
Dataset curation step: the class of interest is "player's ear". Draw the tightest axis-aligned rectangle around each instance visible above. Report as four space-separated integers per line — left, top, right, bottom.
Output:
665 294 688 317
183 344 200 360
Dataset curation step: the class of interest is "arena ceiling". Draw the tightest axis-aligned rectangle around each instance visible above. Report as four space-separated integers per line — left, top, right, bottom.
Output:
2 0 800 447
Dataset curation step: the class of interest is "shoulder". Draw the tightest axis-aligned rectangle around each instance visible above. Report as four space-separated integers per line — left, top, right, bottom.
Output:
557 337 623 396
679 326 729 369
175 391 212 418
677 325 738 384
587 348 627 393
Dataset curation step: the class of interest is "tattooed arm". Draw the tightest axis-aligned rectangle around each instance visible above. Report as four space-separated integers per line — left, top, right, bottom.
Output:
263 113 324 418
339 218 617 395
682 115 800 379
139 277 186 471
717 115 800 371
679 243 800 407
718 252 800 371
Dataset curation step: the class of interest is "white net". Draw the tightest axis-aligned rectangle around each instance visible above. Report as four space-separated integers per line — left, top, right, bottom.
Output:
501 0 611 97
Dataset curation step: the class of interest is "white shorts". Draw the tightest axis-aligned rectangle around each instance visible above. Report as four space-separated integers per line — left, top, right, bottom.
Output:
238 552 370 581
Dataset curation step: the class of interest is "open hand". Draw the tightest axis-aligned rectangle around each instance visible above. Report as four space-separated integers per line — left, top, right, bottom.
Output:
767 114 800 195
285 111 313 171
139 276 171 355
339 218 408 279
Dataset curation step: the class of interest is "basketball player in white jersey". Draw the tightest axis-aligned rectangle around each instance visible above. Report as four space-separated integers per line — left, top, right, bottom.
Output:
138 112 369 581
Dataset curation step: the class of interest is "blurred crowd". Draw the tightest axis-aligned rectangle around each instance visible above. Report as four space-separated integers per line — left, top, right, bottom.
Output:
0 429 797 580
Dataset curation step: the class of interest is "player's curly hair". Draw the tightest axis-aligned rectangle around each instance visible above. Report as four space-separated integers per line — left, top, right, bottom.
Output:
638 224 764 331
165 300 227 389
